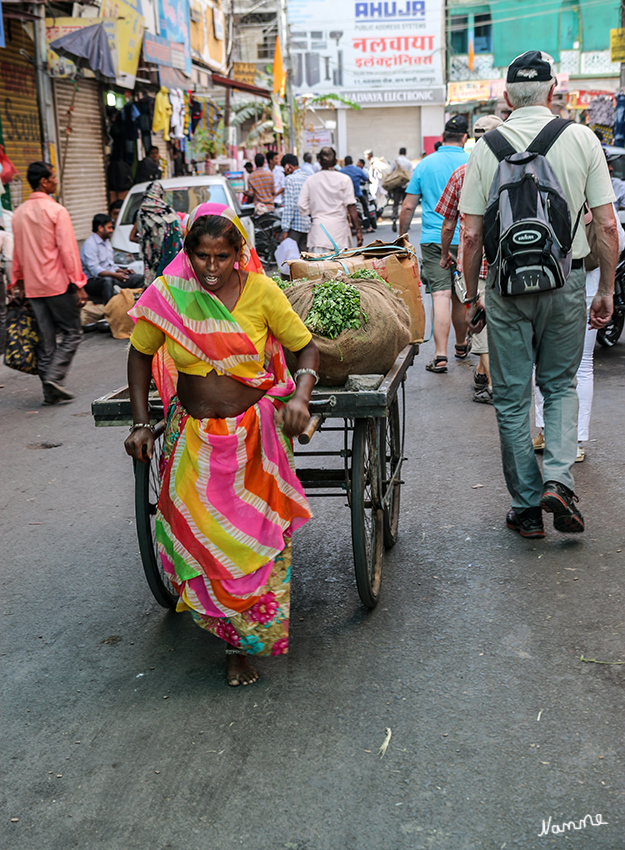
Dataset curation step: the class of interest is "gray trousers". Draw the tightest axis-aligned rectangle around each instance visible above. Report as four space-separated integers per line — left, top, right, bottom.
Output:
486 267 586 508
29 289 82 385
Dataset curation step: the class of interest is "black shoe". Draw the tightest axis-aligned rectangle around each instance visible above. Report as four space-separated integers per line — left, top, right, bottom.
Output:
540 481 584 533
42 390 62 405
506 506 545 538
43 380 74 401
474 370 489 390
391 220 397 232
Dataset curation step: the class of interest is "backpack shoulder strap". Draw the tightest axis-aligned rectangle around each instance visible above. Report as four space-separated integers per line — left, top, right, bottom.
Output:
527 118 573 157
482 128 517 162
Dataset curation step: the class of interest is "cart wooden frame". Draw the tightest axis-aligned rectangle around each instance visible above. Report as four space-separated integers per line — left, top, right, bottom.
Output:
91 343 417 610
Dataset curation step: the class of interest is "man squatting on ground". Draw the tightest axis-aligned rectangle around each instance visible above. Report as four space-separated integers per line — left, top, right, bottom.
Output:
460 50 618 538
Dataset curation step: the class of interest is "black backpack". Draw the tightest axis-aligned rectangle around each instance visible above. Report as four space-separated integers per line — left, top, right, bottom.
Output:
482 118 583 297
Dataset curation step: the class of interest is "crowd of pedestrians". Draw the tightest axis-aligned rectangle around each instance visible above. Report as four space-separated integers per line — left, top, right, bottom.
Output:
3 48 621 553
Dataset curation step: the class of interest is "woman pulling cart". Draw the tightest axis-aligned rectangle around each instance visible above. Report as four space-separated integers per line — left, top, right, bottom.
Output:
124 202 319 686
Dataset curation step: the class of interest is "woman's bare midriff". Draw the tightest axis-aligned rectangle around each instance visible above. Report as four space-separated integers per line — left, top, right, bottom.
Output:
177 370 265 420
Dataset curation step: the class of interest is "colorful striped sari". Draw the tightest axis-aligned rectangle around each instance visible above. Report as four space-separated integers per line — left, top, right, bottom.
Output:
129 238 311 656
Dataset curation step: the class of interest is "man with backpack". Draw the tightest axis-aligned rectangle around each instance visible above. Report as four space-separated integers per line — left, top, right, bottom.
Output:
460 50 618 538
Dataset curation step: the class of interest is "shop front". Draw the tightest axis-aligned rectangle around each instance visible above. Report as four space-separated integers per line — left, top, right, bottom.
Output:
54 79 108 241
341 88 446 160
0 20 43 208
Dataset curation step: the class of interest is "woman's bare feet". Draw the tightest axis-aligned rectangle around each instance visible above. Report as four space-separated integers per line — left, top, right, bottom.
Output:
226 652 259 687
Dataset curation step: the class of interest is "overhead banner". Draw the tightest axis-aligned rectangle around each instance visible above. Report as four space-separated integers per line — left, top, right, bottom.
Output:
101 0 144 85
0 2 5 50
286 0 443 95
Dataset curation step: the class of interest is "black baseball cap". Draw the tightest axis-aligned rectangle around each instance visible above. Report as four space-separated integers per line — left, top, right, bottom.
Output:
445 114 468 134
507 51 555 84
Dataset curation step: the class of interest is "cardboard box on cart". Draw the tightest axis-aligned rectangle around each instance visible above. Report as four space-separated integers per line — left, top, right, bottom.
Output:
289 236 425 343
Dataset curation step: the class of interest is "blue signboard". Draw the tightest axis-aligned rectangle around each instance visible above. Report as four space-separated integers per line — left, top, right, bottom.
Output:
0 2 6 50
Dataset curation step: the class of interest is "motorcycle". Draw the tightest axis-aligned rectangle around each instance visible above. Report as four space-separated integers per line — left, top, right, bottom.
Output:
597 250 625 347
359 185 378 232
253 209 283 269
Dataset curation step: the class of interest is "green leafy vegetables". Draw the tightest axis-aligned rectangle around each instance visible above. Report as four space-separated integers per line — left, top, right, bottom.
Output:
271 273 292 290
348 269 386 283
305 280 367 339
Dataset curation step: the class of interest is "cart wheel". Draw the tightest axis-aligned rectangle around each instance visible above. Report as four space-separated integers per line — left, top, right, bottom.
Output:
382 396 402 548
134 421 178 609
351 418 384 608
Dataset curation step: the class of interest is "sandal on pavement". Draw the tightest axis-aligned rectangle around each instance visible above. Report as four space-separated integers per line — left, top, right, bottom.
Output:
425 356 448 373
454 338 472 359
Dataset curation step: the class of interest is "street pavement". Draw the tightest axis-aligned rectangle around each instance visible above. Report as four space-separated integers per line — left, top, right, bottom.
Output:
1 222 624 849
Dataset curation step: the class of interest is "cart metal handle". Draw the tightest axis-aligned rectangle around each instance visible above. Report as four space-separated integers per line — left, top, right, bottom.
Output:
308 395 337 410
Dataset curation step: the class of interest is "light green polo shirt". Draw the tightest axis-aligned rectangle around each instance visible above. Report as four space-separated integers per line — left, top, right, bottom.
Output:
459 106 615 259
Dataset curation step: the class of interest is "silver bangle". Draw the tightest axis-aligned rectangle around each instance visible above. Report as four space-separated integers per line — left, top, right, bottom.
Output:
129 423 154 434
293 368 319 385
463 293 480 305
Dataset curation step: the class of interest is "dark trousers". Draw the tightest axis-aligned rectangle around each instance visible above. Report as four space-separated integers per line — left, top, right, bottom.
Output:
288 229 309 252
85 273 144 305
391 187 405 221
0 271 6 355
29 289 82 385
358 193 370 225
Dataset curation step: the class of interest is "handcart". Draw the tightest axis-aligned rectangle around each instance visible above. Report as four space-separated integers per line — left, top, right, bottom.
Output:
91 343 417 611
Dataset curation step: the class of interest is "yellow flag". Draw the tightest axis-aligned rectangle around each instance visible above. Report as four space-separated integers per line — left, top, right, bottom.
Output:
273 36 286 97
468 38 474 73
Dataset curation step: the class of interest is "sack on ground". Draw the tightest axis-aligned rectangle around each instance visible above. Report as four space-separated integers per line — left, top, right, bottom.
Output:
482 119 582 297
284 277 411 385
81 301 105 326
290 236 425 342
103 288 144 339
3 296 39 374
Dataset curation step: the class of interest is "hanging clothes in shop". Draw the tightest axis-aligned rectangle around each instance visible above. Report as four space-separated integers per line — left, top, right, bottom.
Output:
169 89 186 140
614 93 625 148
121 99 140 165
136 93 155 155
107 106 125 161
190 98 203 135
183 90 191 138
153 87 172 142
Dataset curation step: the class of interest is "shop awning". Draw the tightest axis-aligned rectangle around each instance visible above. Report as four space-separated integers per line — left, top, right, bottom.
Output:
50 23 115 81
211 74 271 100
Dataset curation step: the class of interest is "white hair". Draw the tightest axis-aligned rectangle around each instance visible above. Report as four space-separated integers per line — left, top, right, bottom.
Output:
505 80 555 109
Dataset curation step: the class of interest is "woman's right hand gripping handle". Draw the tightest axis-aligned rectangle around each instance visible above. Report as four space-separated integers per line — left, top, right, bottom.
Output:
124 426 155 462
125 346 156 462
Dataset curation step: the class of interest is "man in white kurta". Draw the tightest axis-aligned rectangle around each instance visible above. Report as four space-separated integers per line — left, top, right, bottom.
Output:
298 147 363 252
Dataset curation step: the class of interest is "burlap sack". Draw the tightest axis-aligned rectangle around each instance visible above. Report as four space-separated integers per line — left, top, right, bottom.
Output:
103 289 143 339
80 301 105 326
285 277 411 386
290 236 425 342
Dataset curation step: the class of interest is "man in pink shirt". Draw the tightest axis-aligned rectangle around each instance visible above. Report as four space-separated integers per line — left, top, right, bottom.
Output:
11 162 87 404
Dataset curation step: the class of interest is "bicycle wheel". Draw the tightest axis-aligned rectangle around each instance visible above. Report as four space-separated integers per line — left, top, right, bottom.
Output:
597 310 624 347
382 396 402 548
350 418 384 609
134 422 178 609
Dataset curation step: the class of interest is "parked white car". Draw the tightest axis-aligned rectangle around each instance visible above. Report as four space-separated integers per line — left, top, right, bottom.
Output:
111 175 255 274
